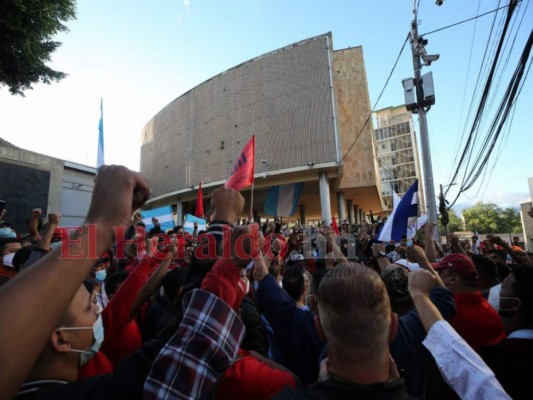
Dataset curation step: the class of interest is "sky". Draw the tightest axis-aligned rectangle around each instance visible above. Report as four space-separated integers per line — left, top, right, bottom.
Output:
0 0 531 213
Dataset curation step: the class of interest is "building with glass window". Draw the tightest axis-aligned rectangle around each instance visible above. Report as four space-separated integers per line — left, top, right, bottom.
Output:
373 105 425 212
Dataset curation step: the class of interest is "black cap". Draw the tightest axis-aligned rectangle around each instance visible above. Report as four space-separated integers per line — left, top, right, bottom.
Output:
12 245 38 269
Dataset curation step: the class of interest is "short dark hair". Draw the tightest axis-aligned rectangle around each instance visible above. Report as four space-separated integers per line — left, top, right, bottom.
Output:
268 261 282 279
382 265 411 306
283 266 305 301
83 279 96 295
0 238 19 254
162 268 187 303
490 249 507 262
12 245 38 269
471 254 498 281
105 272 129 297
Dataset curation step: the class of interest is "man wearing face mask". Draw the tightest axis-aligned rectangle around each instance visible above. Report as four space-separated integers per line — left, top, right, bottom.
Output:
16 281 104 398
90 255 110 309
481 266 533 400
0 166 253 400
0 237 22 278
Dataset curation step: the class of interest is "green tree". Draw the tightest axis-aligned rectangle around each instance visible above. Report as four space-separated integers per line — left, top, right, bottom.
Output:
462 202 522 234
0 0 77 95
500 207 522 234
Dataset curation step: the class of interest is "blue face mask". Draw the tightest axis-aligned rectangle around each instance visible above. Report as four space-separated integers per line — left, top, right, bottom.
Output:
95 269 107 282
0 227 16 239
59 314 105 366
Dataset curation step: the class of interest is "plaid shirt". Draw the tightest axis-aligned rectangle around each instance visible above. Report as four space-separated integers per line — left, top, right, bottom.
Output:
144 289 245 400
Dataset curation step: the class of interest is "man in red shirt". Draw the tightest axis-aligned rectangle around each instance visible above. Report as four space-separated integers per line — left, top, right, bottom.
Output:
434 253 506 350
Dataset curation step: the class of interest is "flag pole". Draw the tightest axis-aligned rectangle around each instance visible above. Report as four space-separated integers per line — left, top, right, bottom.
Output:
249 134 256 222
250 181 255 222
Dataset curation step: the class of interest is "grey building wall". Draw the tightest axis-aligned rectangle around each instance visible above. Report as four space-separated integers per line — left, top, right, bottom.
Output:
141 33 339 198
0 139 96 233
520 202 532 252
0 143 64 233
60 163 96 227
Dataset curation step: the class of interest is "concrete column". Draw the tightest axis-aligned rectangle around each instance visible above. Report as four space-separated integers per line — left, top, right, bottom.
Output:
299 204 306 226
347 199 354 225
319 172 332 226
354 204 360 224
175 199 183 225
336 192 346 222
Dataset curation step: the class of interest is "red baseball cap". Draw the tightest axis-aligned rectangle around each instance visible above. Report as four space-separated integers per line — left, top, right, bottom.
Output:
52 227 68 241
434 253 478 280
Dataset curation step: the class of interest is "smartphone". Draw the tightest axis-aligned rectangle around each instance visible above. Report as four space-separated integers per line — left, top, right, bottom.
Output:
407 239 414 247
0 200 5 216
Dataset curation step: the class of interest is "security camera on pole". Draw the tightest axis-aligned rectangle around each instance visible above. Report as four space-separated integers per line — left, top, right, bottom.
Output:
402 0 440 234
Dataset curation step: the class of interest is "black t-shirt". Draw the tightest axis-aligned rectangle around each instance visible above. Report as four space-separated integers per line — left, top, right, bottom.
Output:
16 334 166 400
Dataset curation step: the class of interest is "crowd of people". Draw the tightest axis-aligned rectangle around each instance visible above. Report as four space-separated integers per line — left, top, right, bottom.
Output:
0 165 532 399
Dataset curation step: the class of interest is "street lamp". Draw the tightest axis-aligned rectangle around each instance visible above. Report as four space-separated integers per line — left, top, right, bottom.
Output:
261 159 270 178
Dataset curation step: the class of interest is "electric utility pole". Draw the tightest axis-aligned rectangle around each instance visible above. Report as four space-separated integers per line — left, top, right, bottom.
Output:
403 0 440 228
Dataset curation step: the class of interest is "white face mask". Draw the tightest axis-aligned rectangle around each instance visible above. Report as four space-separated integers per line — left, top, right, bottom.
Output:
2 253 15 268
239 277 250 296
58 314 105 366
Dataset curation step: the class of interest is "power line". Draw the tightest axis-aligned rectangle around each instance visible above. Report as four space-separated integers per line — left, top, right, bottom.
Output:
420 2 515 37
340 33 409 162
456 3 527 196
447 25 532 209
478 101 518 200
448 0 482 184
448 1 504 188
446 0 519 197
485 0 529 115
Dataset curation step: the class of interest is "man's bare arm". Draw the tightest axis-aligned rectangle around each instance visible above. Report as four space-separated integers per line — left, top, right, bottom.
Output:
0 166 150 400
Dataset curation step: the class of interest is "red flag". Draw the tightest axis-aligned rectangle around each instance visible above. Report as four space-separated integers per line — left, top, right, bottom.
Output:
195 182 204 218
331 216 340 234
225 135 255 191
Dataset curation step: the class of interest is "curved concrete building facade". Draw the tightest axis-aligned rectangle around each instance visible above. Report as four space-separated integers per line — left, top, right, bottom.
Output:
141 33 383 224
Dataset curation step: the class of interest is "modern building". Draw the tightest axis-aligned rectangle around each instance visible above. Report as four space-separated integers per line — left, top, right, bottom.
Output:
141 33 383 225
0 138 96 232
373 105 425 213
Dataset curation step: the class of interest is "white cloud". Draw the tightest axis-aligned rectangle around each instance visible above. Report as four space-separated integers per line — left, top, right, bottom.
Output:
184 0 191 7
176 14 183 23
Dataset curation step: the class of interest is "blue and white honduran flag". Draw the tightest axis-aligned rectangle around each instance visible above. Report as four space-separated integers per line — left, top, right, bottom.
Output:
378 180 419 242
264 182 304 217
375 191 401 239
141 206 175 232
183 214 207 234
97 99 105 170
392 191 401 209
407 214 428 240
